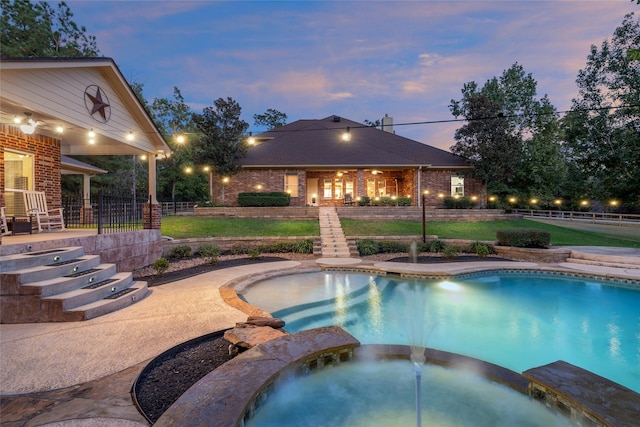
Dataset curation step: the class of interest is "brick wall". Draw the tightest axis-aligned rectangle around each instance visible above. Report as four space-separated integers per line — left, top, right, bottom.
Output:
207 167 485 207
0 124 61 210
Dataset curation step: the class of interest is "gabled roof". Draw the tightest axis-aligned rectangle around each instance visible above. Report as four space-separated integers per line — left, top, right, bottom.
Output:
243 116 469 169
0 57 170 156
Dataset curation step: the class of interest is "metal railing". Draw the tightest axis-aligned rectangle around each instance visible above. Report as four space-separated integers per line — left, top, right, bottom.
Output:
63 191 149 233
160 201 197 216
515 209 640 226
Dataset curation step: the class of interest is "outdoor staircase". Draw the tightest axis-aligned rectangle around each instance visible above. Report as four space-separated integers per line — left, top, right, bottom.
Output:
0 246 149 323
316 207 359 258
563 250 640 270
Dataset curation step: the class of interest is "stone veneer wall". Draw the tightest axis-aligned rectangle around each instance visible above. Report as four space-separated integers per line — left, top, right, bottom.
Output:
0 230 162 272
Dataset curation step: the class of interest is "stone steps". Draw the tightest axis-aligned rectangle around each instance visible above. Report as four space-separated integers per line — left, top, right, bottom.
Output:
0 246 149 323
318 207 359 258
565 250 640 270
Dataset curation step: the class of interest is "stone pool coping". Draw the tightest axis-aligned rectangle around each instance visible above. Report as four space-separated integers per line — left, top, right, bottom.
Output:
212 261 639 427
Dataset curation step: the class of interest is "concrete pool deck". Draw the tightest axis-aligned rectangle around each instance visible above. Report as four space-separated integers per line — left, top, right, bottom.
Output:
1 249 639 426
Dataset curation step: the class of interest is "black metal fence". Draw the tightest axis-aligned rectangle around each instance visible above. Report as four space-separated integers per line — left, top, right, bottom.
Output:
63 191 149 233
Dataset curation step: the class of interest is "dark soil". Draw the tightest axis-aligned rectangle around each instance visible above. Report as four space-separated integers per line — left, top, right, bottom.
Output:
134 334 235 423
138 256 289 287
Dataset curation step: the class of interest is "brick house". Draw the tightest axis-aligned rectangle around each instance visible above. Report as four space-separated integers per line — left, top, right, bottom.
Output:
208 115 485 207
1 58 170 244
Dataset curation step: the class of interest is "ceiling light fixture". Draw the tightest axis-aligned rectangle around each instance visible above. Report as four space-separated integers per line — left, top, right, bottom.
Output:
19 113 38 135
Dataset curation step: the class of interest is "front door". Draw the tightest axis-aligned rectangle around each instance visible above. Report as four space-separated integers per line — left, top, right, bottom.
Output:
306 178 319 206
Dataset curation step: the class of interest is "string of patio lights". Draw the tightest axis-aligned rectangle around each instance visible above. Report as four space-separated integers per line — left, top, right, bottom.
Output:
10 103 639 154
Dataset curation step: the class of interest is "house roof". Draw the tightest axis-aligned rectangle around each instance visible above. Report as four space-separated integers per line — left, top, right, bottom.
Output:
0 57 171 156
60 155 108 175
243 116 469 169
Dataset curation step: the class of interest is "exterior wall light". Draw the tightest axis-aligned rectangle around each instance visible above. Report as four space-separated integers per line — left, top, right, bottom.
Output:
247 132 256 145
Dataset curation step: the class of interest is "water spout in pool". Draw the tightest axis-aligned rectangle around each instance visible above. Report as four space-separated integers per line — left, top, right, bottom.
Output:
409 241 418 263
402 283 436 427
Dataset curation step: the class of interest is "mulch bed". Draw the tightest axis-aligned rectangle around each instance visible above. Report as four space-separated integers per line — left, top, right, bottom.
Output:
137 256 290 287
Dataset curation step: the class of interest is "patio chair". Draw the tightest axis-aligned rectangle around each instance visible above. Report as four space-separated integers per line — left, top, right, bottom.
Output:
1 207 10 235
23 190 65 232
343 194 355 206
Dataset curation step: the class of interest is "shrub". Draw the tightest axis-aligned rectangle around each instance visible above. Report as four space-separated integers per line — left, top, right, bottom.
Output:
468 241 493 257
496 229 550 248
237 192 290 207
370 196 412 206
248 247 261 259
426 239 447 253
442 245 458 259
378 240 409 253
294 239 314 254
151 258 170 276
357 239 380 256
230 243 250 255
172 245 192 258
357 196 371 206
443 196 475 209
197 243 221 264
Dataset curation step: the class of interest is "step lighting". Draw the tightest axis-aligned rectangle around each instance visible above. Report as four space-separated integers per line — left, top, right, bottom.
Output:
53 256 60 261
111 287 117 292
73 266 79 272
89 277 95 283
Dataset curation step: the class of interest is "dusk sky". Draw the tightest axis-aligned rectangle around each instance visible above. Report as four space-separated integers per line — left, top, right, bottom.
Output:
67 1 637 151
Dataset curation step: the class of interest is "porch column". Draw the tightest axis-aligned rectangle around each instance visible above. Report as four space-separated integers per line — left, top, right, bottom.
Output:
144 153 161 230
357 169 365 198
80 173 93 224
148 154 157 204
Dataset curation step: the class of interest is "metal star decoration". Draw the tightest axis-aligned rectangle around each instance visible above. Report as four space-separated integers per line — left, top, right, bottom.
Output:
84 85 111 123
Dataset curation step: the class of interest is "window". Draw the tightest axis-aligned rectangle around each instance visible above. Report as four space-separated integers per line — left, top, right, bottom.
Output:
451 175 464 197
367 179 375 197
334 178 343 199
377 179 386 197
284 174 299 197
324 179 333 199
345 179 354 199
4 150 34 215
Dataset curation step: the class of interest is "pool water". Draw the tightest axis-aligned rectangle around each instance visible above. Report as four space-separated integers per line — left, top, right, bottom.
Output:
241 271 640 392
246 360 574 427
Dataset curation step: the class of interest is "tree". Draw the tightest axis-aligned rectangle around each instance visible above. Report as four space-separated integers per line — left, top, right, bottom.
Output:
253 108 287 130
0 0 99 58
149 87 208 202
563 12 640 203
193 97 249 177
449 63 566 202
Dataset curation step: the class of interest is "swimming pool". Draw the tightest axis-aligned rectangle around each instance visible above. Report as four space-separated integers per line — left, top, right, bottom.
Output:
241 271 640 393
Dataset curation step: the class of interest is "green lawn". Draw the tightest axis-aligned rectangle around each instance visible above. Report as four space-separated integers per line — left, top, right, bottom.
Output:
340 218 640 248
161 216 640 248
161 216 319 239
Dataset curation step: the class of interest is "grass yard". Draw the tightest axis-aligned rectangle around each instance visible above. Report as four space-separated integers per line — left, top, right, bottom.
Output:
340 218 640 248
161 216 640 248
161 216 319 239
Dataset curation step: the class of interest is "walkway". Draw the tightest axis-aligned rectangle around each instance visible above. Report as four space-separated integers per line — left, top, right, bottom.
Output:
318 207 354 258
1 251 639 426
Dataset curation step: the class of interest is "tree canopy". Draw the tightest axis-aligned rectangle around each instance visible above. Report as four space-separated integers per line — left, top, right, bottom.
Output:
253 108 287 130
0 0 99 58
563 12 640 201
449 63 566 204
193 97 249 177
